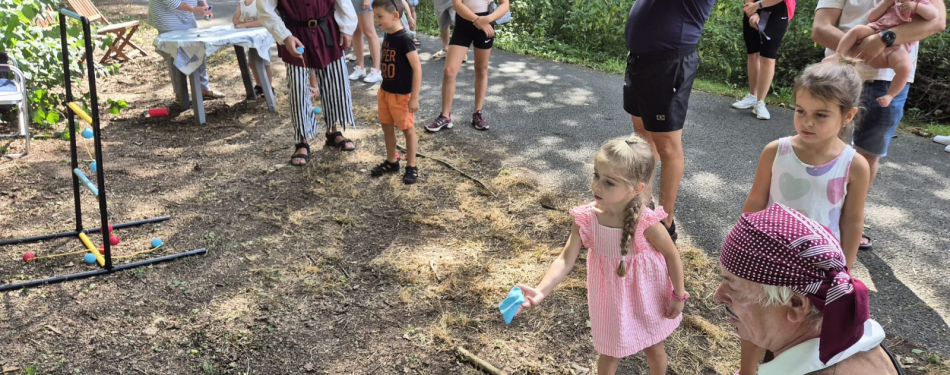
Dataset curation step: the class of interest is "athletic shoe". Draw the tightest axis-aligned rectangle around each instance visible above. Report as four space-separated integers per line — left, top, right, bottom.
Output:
348 66 365 81
934 135 950 145
425 114 453 132
403 166 419 184
363 69 383 83
432 49 447 59
472 111 489 131
753 101 771 120
346 54 356 62
732 93 757 109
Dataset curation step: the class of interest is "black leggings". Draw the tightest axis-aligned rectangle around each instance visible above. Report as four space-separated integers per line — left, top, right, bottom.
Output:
742 1 789 59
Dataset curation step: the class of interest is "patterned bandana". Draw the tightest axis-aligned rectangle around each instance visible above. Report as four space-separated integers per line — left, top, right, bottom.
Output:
720 203 870 364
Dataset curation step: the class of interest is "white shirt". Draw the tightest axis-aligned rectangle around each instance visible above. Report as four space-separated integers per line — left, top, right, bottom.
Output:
462 0 492 13
816 0 918 83
256 0 357 45
238 0 258 22
759 319 887 375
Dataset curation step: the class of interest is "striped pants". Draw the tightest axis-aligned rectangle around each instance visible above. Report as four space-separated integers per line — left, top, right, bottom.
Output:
287 57 355 141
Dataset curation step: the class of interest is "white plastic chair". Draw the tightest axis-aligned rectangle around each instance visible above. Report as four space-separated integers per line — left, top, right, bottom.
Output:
0 53 30 158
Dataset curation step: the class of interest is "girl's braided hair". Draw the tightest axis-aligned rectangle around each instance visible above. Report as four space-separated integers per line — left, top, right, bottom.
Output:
594 135 656 277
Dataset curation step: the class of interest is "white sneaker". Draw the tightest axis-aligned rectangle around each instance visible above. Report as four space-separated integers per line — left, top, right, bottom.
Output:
732 93 758 109
934 135 950 145
753 101 771 120
348 66 365 81
363 69 383 83
945 145 950 153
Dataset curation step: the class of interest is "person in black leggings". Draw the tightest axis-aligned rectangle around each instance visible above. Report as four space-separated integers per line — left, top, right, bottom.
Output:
731 0 792 121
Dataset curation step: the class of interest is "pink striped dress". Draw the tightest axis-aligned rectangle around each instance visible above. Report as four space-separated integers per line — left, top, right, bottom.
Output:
570 203 682 358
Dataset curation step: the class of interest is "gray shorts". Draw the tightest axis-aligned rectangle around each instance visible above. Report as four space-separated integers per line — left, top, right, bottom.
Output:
432 0 455 29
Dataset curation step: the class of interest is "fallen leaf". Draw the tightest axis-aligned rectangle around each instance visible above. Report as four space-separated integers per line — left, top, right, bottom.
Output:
304 363 315 372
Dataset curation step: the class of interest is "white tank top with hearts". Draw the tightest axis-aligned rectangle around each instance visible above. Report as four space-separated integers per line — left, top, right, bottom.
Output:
768 137 856 240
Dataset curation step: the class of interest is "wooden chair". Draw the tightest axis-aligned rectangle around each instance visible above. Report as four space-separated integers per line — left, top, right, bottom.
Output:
66 0 148 63
33 5 58 28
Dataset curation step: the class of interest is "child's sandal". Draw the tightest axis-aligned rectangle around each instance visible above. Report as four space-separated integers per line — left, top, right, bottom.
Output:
403 166 419 185
371 158 401 176
325 131 356 151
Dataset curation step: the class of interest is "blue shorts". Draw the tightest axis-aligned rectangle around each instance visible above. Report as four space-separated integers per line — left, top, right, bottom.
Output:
406 0 419 6
852 80 909 158
352 0 372 14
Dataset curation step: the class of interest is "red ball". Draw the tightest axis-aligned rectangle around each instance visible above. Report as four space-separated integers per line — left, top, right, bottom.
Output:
23 253 36 262
108 224 114 233
109 234 120 246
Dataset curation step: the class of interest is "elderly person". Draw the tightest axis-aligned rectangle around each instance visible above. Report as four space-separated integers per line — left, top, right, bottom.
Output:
715 204 904 374
148 0 226 99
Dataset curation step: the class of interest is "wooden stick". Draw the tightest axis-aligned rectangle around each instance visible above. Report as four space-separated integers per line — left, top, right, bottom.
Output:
457 347 505 375
429 259 442 282
396 145 497 197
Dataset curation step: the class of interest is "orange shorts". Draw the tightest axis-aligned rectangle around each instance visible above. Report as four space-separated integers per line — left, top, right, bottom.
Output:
377 89 415 130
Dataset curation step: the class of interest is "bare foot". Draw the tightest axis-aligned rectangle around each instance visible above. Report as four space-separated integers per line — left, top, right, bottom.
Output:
876 95 893 108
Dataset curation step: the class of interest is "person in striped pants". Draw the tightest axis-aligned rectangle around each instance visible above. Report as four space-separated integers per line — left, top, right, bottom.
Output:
258 0 359 166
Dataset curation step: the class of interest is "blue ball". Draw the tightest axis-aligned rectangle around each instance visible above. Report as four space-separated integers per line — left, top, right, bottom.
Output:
296 46 305 54
151 238 163 248
90 160 97 173
83 253 97 264
313 106 322 114
81 128 94 139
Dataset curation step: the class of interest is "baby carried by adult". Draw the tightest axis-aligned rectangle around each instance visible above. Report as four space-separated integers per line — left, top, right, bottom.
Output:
825 0 938 107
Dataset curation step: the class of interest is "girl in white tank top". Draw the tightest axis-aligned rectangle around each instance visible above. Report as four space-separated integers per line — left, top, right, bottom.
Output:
738 58 873 375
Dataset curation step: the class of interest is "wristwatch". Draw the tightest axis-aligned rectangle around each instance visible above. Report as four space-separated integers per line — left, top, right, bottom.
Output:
880 30 897 48
672 291 689 301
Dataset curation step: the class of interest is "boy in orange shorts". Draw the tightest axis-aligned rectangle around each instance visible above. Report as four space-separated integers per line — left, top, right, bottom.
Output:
370 0 422 184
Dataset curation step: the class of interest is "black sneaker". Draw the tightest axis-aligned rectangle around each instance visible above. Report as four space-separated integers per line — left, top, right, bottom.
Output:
403 166 419 184
371 158 400 177
254 85 263 97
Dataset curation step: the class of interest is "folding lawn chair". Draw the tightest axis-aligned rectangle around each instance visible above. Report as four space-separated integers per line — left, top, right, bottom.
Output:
0 53 30 158
66 0 148 63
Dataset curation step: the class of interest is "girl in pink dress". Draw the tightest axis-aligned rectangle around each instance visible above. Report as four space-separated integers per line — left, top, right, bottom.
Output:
517 135 687 375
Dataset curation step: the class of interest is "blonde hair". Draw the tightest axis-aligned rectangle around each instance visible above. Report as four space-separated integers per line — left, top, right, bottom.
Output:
594 135 656 277
793 57 873 133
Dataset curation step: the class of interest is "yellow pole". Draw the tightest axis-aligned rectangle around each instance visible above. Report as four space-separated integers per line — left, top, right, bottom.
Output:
78 233 105 267
68 102 93 125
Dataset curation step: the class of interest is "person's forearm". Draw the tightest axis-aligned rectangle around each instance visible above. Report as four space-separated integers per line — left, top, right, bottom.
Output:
664 254 686 296
839 220 862 269
258 0 293 43
535 256 575 296
890 10 947 45
452 0 480 22
868 0 895 21
241 20 264 27
411 67 421 102
176 2 195 12
813 23 845 50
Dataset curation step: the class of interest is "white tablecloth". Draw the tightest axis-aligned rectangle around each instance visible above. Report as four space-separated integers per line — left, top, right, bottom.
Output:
153 25 275 75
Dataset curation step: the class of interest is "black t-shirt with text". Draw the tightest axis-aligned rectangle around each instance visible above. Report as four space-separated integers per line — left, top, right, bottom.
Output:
381 30 416 95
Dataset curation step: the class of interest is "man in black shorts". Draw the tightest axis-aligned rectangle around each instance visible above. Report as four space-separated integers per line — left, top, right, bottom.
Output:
623 0 715 242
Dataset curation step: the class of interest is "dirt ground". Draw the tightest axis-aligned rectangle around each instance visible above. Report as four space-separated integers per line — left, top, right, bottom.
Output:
1 3 948 374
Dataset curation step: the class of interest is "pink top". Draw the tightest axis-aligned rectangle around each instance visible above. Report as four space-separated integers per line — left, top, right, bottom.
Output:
570 203 681 358
868 0 930 52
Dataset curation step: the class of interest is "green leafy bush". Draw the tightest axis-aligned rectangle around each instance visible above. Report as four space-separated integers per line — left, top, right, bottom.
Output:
0 0 120 129
415 0 948 121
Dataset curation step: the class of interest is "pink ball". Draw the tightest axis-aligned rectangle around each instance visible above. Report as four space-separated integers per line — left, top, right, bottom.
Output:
109 234 121 246
108 224 114 233
23 253 36 262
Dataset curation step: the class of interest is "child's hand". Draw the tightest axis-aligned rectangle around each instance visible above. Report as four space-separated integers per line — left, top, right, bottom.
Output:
744 1 759 17
480 24 496 38
284 36 305 58
516 284 545 315
665 299 684 319
409 97 419 113
897 1 916 13
876 94 894 108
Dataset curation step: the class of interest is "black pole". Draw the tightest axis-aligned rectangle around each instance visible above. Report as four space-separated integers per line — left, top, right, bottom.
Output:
0 248 207 292
60 13 84 234
0 216 171 247
79 19 112 271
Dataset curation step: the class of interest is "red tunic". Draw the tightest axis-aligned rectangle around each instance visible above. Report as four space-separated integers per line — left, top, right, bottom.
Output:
276 0 343 69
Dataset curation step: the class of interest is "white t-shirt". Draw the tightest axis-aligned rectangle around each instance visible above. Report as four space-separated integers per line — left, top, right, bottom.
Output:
238 0 258 22
816 0 918 83
462 0 492 13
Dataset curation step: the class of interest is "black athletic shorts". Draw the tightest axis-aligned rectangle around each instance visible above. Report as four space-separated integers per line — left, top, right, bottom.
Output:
450 12 494 50
623 47 699 133
742 1 789 59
